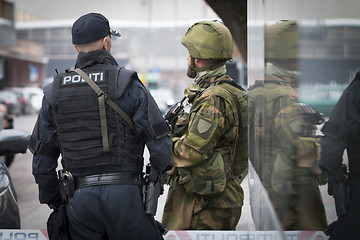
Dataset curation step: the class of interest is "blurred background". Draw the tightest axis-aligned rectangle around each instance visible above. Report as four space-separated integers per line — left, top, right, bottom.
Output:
0 0 247 115
0 0 360 238
1 0 359 118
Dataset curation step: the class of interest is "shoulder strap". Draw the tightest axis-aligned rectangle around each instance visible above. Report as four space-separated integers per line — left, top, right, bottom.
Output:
74 68 136 152
220 80 246 92
212 85 242 126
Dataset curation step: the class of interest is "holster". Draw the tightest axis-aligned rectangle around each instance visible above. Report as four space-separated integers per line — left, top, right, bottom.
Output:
142 164 168 236
58 170 75 203
47 205 72 240
48 169 72 240
328 165 349 217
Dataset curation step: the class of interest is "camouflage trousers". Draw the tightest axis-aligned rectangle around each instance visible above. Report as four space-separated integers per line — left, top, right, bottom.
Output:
162 185 241 230
190 205 241 230
271 188 328 230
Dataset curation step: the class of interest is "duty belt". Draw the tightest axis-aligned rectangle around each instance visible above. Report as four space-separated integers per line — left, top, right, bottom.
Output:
74 172 142 189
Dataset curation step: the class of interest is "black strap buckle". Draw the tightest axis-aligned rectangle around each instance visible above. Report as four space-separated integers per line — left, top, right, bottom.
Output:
29 136 60 158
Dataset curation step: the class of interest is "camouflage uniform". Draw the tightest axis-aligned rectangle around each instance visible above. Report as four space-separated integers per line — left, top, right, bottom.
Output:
162 20 248 230
162 67 248 230
248 64 327 230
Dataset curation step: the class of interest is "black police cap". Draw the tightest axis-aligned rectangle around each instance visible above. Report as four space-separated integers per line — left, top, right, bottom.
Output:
72 13 121 44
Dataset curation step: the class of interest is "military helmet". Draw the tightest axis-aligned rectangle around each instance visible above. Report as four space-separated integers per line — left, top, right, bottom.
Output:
181 21 234 60
265 20 299 60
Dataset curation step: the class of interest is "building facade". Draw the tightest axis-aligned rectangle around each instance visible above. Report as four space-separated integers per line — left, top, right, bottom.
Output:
0 0 46 88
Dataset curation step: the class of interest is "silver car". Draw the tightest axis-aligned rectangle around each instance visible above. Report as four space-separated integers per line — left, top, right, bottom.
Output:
0 129 29 228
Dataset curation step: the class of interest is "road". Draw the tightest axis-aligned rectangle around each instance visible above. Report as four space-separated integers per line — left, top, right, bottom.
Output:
7 114 336 231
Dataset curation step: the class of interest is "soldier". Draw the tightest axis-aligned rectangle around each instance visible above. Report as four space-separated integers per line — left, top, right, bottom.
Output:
162 20 248 230
29 13 173 240
319 71 360 239
248 20 327 230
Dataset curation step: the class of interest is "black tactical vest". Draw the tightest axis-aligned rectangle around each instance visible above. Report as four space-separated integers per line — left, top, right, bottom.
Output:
45 65 144 171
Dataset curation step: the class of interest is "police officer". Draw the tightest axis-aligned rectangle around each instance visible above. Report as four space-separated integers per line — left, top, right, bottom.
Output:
319 72 360 239
248 20 327 230
162 21 248 230
29 13 173 240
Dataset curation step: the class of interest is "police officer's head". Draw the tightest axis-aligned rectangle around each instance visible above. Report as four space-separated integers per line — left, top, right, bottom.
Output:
181 21 234 78
71 13 120 54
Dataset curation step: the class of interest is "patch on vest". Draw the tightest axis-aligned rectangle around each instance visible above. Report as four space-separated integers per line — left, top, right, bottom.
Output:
62 71 106 85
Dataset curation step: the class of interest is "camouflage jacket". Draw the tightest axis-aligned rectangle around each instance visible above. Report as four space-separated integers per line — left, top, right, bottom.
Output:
162 71 248 229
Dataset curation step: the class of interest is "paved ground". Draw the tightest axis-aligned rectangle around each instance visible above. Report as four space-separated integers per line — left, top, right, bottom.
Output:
7 114 337 231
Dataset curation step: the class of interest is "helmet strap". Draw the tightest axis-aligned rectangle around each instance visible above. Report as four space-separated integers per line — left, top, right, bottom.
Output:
192 59 227 72
188 57 197 78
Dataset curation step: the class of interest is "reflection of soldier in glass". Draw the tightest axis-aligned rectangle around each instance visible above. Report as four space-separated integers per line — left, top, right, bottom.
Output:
248 20 327 230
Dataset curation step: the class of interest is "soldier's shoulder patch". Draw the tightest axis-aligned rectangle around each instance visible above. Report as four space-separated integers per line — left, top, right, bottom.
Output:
198 118 212 133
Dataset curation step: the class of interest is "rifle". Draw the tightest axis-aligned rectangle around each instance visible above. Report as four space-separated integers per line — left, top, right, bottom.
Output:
142 163 168 235
299 102 325 125
164 78 204 131
324 164 349 236
164 96 187 130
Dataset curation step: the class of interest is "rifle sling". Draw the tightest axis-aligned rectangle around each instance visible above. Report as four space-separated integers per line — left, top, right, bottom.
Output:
73 68 137 152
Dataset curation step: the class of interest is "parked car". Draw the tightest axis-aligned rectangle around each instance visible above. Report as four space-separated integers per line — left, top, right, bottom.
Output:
0 128 29 229
6 87 44 114
0 90 21 116
26 87 44 113
6 88 33 115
